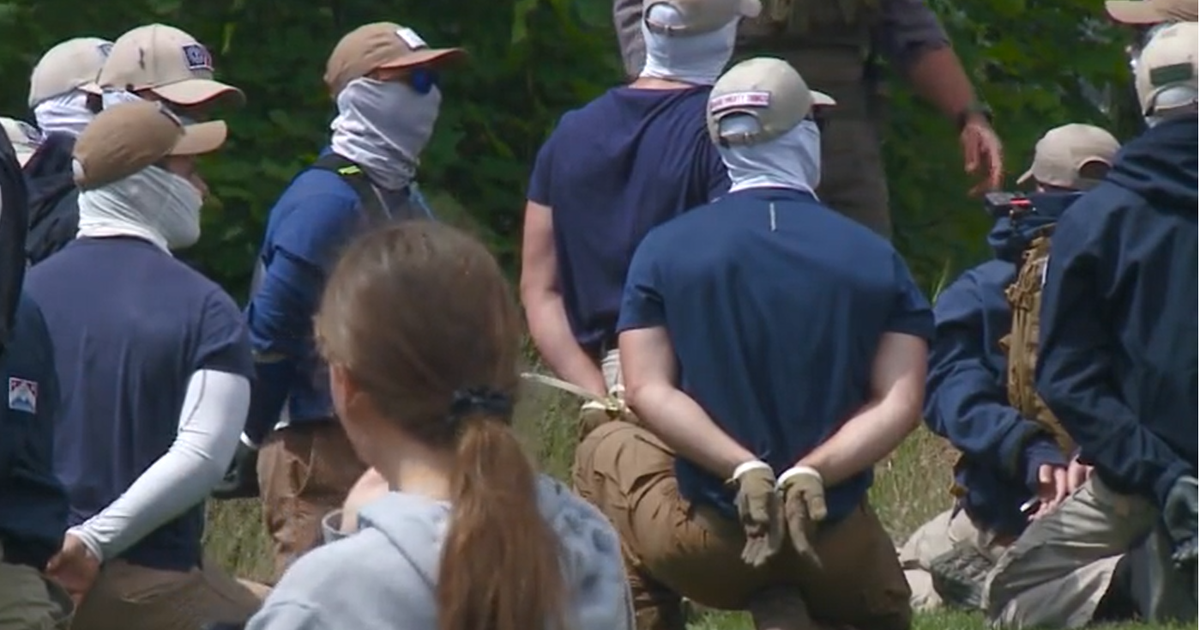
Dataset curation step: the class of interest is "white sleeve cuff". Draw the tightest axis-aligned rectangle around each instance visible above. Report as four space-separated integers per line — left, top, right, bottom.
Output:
731 460 772 481
777 465 823 489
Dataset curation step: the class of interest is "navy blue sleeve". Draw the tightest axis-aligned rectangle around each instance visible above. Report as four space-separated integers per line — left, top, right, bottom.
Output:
196 289 254 379
924 272 1062 481
698 137 731 202
616 233 666 333
875 0 950 68
884 252 935 341
0 297 58 478
527 132 555 207
1036 204 1191 506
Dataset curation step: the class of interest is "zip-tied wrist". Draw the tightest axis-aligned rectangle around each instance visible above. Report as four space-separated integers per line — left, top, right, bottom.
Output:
240 432 260 451
731 460 772 482
66 525 105 565
777 465 822 489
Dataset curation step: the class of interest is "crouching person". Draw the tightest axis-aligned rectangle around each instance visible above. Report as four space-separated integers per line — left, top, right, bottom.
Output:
573 57 934 630
25 101 263 630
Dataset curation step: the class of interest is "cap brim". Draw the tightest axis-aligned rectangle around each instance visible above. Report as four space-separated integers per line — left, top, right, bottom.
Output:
151 79 246 108
1016 168 1035 185
378 47 467 71
811 90 837 106
740 0 763 18
1105 0 1165 24
170 120 228 157
78 82 103 96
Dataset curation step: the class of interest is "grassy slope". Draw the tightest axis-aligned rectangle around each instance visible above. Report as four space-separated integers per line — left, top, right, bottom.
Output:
203 383 1189 630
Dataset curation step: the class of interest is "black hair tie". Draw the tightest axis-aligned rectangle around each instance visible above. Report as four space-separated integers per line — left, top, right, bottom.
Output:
447 387 513 428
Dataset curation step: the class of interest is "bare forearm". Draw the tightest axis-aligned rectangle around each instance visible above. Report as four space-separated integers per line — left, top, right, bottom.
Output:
525 296 607 397
797 398 920 486
631 383 756 479
905 45 975 120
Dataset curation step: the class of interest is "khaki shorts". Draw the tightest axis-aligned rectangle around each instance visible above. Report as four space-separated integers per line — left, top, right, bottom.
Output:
258 420 366 582
69 559 262 630
573 421 911 630
0 549 73 630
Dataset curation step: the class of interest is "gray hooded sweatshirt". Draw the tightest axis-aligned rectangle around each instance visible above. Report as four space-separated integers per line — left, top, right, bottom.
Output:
246 476 634 630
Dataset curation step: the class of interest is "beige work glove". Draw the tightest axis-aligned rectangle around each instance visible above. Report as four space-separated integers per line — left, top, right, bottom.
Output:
731 462 784 567
777 466 827 565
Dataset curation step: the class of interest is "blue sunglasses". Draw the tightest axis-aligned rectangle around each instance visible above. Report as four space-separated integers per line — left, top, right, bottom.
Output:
409 68 439 95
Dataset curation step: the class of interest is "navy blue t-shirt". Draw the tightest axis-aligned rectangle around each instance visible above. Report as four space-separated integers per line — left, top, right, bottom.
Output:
527 85 729 350
25 236 253 570
618 188 934 523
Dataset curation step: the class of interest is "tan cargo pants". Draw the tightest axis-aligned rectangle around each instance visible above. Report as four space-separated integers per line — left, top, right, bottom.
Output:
574 421 911 630
0 543 72 630
67 559 263 630
257 420 367 583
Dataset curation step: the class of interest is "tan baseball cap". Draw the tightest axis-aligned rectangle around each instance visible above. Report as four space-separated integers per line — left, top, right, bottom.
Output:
644 0 762 35
1135 21 1198 115
1106 0 1198 24
72 100 227 190
28 37 113 108
1 117 43 167
706 57 835 145
1017 124 1120 190
92 24 244 107
324 23 466 95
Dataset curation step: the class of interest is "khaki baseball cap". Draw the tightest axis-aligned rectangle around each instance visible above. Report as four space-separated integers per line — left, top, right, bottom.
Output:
325 23 466 95
72 100 227 190
0 117 43 167
706 57 835 145
1017 124 1120 190
644 0 762 35
1105 0 1198 24
93 24 244 107
1135 21 1198 115
28 37 113 108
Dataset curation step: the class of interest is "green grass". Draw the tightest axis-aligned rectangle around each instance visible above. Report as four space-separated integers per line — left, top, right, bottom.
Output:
203 381 1191 629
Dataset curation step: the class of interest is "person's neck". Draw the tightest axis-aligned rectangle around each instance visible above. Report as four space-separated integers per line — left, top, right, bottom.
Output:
628 76 698 90
367 428 457 502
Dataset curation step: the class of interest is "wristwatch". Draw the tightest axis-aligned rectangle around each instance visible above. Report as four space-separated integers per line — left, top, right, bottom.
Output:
956 101 993 132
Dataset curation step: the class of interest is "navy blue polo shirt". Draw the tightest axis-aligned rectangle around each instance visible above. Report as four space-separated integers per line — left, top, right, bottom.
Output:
527 85 729 351
618 187 934 523
25 236 253 570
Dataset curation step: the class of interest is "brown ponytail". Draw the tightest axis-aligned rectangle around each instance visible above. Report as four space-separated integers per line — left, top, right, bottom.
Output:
438 413 566 630
315 221 568 630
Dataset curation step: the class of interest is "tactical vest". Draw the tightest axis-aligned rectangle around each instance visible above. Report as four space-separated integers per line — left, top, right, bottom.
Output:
999 229 1077 456
736 0 882 115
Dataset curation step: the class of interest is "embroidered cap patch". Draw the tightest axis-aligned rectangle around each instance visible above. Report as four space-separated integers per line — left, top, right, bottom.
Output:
182 43 213 71
98 42 113 58
8 377 38 414
396 27 428 50
710 91 771 113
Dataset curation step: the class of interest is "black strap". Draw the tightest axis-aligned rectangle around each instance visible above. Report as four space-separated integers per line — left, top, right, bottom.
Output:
308 153 389 225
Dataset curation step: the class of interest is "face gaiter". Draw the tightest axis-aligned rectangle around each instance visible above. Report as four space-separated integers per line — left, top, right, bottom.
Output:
717 117 823 196
639 4 738 86
33 90 95 138
329 77 442 191
76 165 204 252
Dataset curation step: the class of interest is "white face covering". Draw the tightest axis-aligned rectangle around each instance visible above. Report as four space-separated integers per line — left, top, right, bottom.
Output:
639 4 738 86
76 165 204 252
718 117 823 195
1144 86 1199 127
330 77 441 191
32 90 95 138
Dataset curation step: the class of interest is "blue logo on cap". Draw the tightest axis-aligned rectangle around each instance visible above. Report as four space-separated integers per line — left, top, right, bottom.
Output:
182 43 213 71
98 42 113 57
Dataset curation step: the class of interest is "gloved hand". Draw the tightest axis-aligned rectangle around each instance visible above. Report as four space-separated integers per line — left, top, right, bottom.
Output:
730 461 784 567
1163 475 1198 569
577 391 639 441
211 441 260 500
777 466 827 565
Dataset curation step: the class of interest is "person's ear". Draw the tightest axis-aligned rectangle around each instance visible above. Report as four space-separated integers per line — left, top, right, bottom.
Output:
329 363 364 418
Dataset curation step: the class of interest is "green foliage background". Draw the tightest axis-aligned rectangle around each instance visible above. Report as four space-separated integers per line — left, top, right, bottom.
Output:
0 0 1139 295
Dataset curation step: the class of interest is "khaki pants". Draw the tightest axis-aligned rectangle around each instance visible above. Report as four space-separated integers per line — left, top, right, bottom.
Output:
982 476 1192 628
0 543 72 630
257 421 367 582
900 508 1011 612
69 559 261 630
574 421 911 630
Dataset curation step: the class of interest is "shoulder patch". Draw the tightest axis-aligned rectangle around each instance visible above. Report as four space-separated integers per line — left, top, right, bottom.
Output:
8 377 38 414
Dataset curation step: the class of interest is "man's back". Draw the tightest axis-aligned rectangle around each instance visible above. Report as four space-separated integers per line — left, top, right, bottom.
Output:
527 85 729 346
25 236 250 569
622 187 931 520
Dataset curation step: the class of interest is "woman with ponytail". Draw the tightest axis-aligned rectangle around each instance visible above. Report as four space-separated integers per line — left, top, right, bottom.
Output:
247 221 633 630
